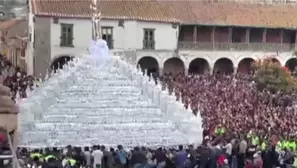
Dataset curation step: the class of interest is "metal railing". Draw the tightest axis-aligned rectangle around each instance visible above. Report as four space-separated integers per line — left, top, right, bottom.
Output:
178 42 295 51
143 40 155 50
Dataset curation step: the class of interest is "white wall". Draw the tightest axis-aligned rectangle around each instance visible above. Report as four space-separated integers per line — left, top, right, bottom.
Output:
26 3 34 75
134 21 178 50
50 18 178 60
50 18 92 60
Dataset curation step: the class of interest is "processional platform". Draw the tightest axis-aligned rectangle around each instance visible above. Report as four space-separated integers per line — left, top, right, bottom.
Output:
17 42 203 148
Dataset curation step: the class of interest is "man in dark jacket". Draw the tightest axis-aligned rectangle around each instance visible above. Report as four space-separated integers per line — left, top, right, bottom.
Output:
131 147 146 168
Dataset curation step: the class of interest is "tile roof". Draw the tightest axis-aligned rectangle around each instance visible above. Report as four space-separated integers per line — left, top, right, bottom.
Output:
0 19 27 50
0 19 28 38
179 2 297 28
6 20 28 38
0 19 24 30
31 0 179 23
32 0 297 29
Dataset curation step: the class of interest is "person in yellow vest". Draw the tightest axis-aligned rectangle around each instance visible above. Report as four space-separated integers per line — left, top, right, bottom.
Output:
30 149 44 162
288 140 296 152
44 154 57 162
29 149 44 167
62 156 77 167
252 135 259 146
42 153 59 168
276 141 283 152
215 124 226 136
293 155 297 168
261 141 267 151
283 140 290 151
247 130 253 140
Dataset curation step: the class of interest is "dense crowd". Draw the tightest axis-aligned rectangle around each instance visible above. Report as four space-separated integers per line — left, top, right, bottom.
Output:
1 136 295 168
162 72 297 149
0 54 35 101
2 52 297 168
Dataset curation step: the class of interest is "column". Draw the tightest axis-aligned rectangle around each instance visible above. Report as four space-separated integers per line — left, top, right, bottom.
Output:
158 67 163 77
228 27 233 49
245 28 250 43
295 31 297 49
262 28 267 43
209 68 213 75
280 29 283 44
193 26 197 42
228 27 233 43
233 67 237 74
211 27 216 49
209 65 214 75
184 67 188 76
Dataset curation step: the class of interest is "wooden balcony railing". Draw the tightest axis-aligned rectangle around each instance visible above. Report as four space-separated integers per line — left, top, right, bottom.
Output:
178 42 295 51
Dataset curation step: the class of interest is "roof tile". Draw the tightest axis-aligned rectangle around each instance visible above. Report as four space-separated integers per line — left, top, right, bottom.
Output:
32 0 179 23
32 0 297 29
0 19 24 30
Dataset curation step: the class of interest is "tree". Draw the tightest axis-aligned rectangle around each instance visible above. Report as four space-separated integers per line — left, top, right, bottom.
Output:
253 58 297 93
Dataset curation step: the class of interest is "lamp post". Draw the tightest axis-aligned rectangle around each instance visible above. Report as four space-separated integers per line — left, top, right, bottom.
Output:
90 0 102 40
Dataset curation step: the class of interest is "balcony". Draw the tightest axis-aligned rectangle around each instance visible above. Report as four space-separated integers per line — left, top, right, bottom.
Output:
178 42 295 52
143 40 155 50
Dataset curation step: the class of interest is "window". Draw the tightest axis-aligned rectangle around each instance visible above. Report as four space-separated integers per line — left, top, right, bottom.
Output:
143 29 155 50
102 27 113 49
60 23 74 47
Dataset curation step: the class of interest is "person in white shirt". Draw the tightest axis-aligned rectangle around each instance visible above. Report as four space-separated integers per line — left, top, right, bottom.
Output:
224 141 233 165
84 146 92 167
92 145 103 168
224 142 232 156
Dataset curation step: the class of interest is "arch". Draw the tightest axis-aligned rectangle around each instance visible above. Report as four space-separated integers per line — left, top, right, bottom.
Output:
237 58 255 74
285 58 297 73
213 58 234 74
51 55 73 70
137 56 159 76
188 58 210 74
163 57 185 75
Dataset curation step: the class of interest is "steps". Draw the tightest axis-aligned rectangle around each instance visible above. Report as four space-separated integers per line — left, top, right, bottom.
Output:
19 57 203 148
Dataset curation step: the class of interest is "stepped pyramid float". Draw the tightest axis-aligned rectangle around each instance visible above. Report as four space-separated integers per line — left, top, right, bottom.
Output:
17 42 203 148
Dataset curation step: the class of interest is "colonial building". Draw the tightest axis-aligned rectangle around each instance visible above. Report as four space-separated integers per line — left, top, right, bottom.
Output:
30 0 297 76
0 18 29 73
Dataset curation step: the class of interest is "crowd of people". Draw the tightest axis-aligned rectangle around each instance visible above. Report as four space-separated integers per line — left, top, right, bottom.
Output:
162 72 297 151
0 54 35 101
2 52 297 168
1 135 294 168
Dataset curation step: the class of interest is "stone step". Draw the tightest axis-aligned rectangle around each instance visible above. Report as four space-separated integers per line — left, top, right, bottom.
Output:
44 108 162 114
19 58 197 148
